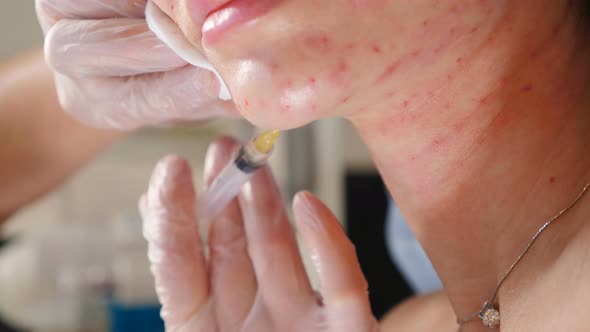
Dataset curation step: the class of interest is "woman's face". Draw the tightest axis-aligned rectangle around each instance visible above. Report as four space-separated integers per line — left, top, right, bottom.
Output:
159 0 496 129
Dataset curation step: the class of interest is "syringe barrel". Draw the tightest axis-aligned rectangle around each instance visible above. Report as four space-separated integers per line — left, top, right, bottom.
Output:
196 161 254 223
196 140 274 230
234 142 273 172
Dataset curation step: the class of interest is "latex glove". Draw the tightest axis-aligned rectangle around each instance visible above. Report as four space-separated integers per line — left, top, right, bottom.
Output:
36 0 237 130
139 137 380 332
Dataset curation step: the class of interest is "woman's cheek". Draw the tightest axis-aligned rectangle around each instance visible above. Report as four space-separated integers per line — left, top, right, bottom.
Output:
223 58 352 129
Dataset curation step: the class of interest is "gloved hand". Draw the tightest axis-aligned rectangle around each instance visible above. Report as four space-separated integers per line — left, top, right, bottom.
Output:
139 137 380 332
36 0 237 130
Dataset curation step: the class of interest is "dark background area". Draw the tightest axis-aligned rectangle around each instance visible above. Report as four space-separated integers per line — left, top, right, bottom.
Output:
345 173 414 319
0 238 24 332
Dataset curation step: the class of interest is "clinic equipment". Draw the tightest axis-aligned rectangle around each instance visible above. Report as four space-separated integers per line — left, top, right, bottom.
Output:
196 130 281 224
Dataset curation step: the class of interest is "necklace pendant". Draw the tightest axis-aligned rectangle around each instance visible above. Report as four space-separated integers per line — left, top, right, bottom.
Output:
480 302 500 328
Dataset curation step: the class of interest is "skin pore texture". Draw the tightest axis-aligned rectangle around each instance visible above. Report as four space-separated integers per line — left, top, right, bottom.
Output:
154 0 590 331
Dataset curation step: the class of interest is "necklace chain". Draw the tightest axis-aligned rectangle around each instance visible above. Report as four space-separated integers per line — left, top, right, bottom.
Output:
457 182 590 328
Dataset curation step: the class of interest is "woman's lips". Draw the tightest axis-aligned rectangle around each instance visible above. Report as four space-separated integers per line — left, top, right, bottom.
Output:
202 0 281 44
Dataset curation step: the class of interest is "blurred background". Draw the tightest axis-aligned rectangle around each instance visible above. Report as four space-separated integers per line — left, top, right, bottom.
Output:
0 2 412 332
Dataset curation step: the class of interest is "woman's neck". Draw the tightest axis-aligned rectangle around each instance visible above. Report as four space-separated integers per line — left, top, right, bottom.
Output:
349 1 590 330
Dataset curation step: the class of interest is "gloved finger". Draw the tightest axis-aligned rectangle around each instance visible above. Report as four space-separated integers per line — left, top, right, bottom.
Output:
293 192 377 331
53 67 238 130
45 19 187 77
238 167 316 316
36 0 147 33
204 138 256 330
140 156 209 330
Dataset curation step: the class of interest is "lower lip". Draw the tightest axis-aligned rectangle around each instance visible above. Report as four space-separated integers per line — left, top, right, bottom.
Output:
202 0 281 44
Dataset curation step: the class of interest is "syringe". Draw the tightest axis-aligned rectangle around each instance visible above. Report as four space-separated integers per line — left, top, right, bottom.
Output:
196 130 281 228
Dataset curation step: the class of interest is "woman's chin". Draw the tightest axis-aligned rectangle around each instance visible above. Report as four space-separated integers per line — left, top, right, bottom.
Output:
243 115 313 131
237 106 318 131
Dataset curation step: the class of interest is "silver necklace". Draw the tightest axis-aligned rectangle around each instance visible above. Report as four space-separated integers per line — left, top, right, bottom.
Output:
456 182 590 329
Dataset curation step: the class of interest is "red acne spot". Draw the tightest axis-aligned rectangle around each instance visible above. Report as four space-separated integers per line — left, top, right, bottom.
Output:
339 96 351 104
308 77 317 86
279 80 294 90
549 176 556 183
337 61 348 71
421 20 429 27
349 0 374 8
471 26 479 33
410 154 418 161
456 57 463 64
544 62 553 70
447 74 453 81
397 113 408 124
310 104 318 112
530 50 538 58
280 103 291 112
433 44 445 54
402 100 410 108
479 96 489 105
427 91 434 98
371 45 382 53
487 36 494 43
430 136 447 151
344 43 357 50
453 120 466 132
304 32 331 52
450 27 456 35
330 60 349 86
411 49 422 57
376 60 401 83
244 99 250 107
270 62 280 72
444 102 451 110
171 3 175 12
457 160 466 170
521 83 533 92
358 107 367 113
